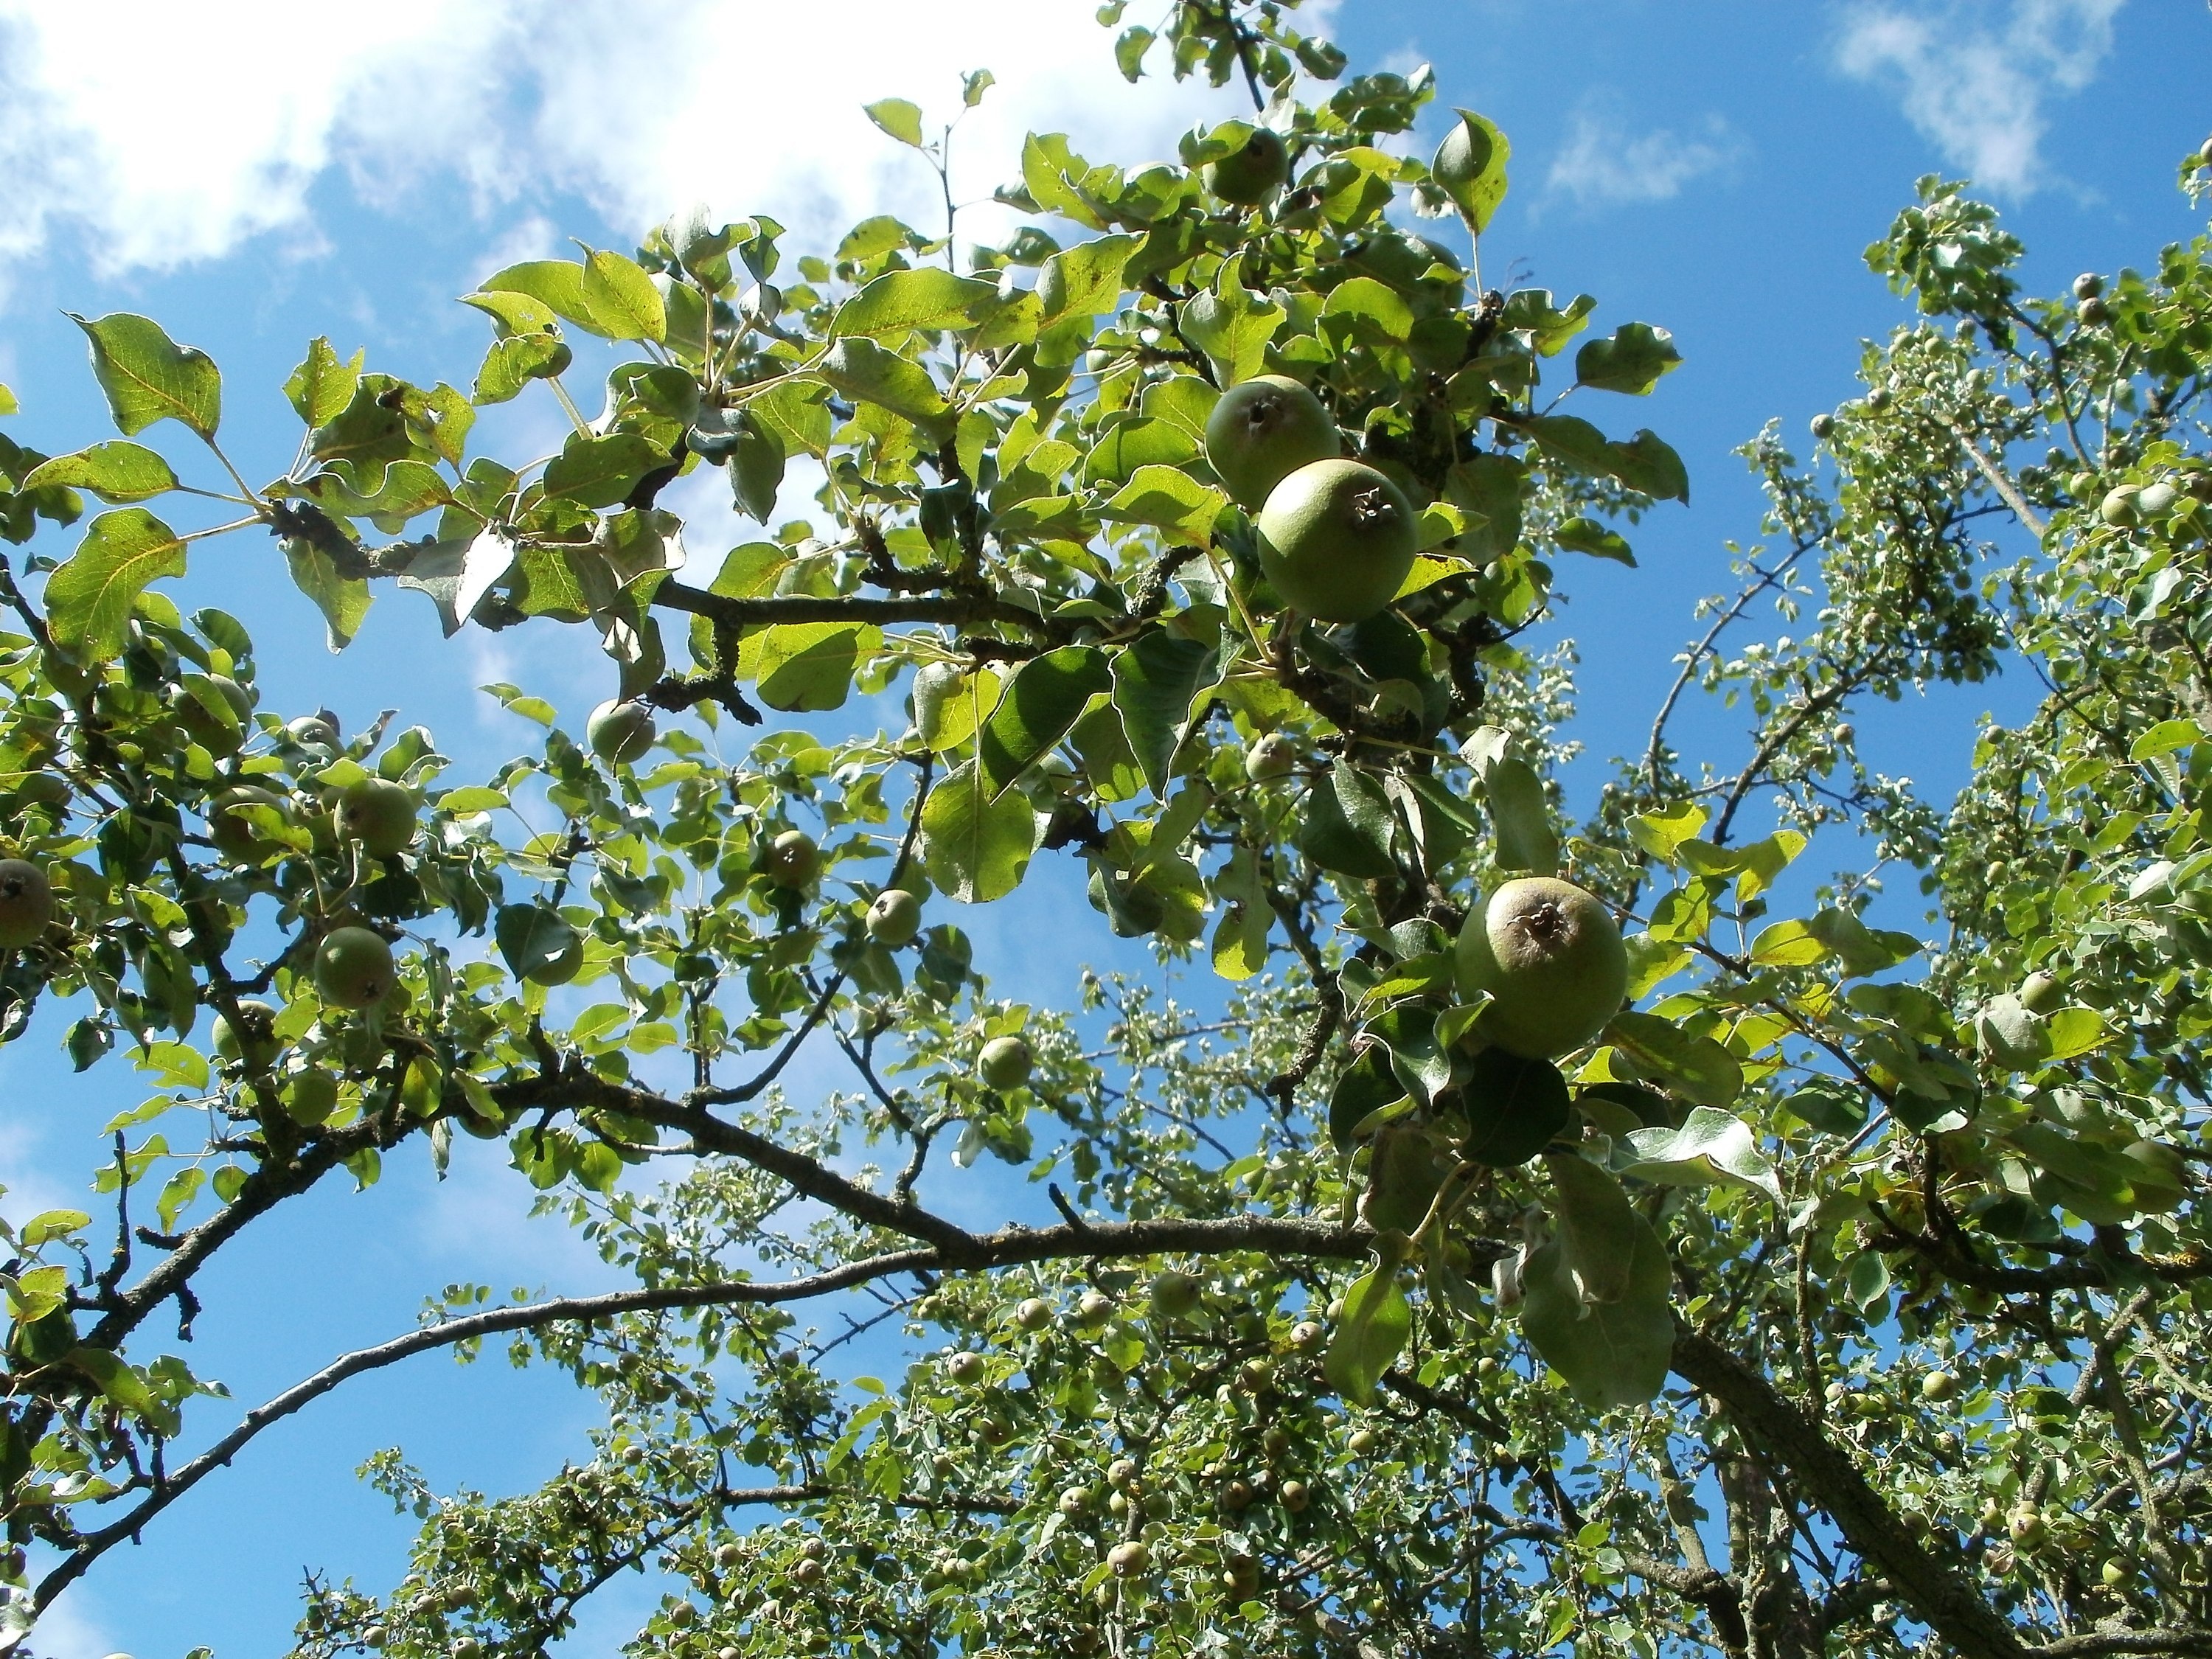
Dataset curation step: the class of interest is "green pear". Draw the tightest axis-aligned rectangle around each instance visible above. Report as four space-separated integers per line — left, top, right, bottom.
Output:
0 858 55 947
315 926 397 1010
1204 375 1340 509
1455 877 1628 1060
1203 128 1288 205
979 1034 1032 1091
587 699 656 765
762 829 820 888
1256 459 1417 624
336 779 417 858
866 887 922 945
1244 732 1300 782
211 999 281 1069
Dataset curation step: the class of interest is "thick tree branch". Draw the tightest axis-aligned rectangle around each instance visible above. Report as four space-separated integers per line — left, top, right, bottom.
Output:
1670 1327 2030 1659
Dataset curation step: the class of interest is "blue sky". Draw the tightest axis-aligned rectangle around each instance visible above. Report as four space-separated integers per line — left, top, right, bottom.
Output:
0 1 2206 1653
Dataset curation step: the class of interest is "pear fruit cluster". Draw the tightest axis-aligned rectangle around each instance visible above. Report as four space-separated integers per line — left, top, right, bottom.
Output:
1202 377 1415 625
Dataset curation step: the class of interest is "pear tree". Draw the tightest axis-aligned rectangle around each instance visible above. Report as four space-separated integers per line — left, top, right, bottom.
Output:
0 4 2208 1658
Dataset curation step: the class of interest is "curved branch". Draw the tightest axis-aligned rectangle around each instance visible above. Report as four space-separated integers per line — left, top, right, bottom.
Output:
33 1211 1372 1616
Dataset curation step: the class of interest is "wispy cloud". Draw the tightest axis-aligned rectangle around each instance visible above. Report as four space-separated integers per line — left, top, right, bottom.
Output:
1833 0 2126 194
1546 101 1745 209
0 0 1318 285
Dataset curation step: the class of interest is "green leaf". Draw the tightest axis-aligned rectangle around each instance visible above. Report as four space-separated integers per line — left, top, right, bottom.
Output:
1329 1046 1405 1149
1298 765 1398 879
543 432 665 509
920 759 1040 904
1554 515 1634 564
1110 630 1220 798
471 333 571 406
1574 323 1683 395
1322 276 1415 344
1432 109 1511 232
0 382 15 416
284 338 363 425
832 268 999 339
755 622 880 712
1604 1011 1744 1108
495 904 577 981
1323 1266 1411 1406
2044 1005 2108 1062
1083 417 1201 486
283 535 373 652
864 97 926 148
1544 1153 1639 1304
977 646 1110 797
1180 274 1286 387
1519 1210 1673 1409
816 337 950 429
1099 465 1227 542
583 248 666 343
479 260 602 336
69 312 220 439
1749 918 1829 967
1607 430 1691 503
1627 801 1708 863
1461 1048 1570 1166
1037 234 1139 324
20 442 178 505
1622 1106 1781 1202
44 508 188 661
1481 755 1558 876
64 1346 178 1436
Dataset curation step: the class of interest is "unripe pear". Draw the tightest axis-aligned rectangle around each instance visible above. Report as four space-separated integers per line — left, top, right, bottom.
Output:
1107 1458 1140 1490
1015 1297 1053 1331
1074 1290 1115 1328
2017 971 2062 1014
1257 459 1416 624
336 779 417 858
762 829 819 888
1279 1479 1311 1513
1150 1268 1203 1318
1809 412 1834 439
2136 481 2179 518
586 699 656 765
1455 877 1628 1060
175 674 253 755
1106 1540 1150 1577
1347 1427 1378 1455
2077 296 2110 326
1921 1368 1961 1402
866 887 922 946
1245 732 1299 782
0 858 55 947
211 999 281 1069
2099 487 2140 526
314 926 397 1011
1204 376 1340 509
1203 128 1288 206
284 1067 340 1127
2072 272 2103 300
978 1034 1033 1091
945 1351 986 1383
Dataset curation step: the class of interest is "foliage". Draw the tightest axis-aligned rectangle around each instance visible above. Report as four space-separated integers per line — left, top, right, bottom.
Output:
0 5 2208 1657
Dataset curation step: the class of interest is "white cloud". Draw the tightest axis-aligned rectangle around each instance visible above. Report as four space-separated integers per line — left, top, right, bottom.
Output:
1833 0 2126 194
0 0 1315 284
13 1585 118 1659
1545 102 1745 208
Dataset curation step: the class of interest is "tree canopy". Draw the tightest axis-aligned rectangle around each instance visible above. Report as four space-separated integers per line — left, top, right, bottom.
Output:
1 4 2211 1656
